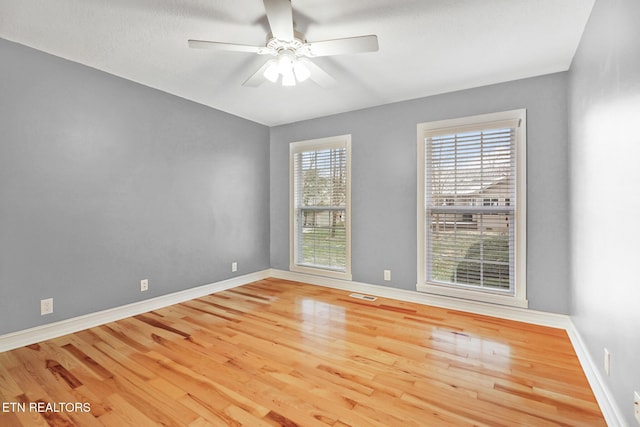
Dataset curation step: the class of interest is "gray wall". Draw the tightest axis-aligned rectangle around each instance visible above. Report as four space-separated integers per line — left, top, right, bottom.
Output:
0 38 270 335
568 0 640 424
271 73 570 314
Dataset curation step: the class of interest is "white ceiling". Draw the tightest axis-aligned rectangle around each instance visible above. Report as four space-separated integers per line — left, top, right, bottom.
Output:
0 0 594 126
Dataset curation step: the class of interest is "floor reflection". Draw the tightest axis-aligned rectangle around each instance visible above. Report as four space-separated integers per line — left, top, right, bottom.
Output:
430 327 511 365
297 298 346 346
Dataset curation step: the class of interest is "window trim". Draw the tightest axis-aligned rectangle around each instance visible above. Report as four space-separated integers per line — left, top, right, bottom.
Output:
417 110 527 308
289 135 352 281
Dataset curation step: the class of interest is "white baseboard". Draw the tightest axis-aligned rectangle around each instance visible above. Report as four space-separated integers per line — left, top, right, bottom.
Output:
565 320 626 427
0 269 271 353
269 268 624 427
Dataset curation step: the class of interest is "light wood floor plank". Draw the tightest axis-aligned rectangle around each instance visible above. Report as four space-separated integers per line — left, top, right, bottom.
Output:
0 278 604 426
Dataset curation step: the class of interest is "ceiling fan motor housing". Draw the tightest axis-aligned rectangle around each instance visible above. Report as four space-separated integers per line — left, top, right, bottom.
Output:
265 31 310 58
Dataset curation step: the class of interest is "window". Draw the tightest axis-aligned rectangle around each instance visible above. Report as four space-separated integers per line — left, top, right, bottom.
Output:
290 135 351 280
417 110 527 307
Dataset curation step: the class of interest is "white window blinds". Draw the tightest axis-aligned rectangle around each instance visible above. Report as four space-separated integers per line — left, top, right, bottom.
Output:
424 116 521 294
290 136 351 278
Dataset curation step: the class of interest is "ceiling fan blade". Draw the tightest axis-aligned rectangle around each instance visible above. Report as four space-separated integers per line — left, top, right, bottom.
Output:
188 39 264 54
305 35 379 57
242 61 273 87
300 59 336 88
263 0 294 41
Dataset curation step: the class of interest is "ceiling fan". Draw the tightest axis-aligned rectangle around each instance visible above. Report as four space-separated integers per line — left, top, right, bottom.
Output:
188 0 379 87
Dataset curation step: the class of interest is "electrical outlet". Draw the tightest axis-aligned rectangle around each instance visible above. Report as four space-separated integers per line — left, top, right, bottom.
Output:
232 262 238 273
140 279 148 292
634 391 640 424
383 270 391 281
604 348 611 376
40 298 53 315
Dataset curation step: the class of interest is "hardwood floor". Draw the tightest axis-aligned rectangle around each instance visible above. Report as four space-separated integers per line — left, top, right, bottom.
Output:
0 278 604 426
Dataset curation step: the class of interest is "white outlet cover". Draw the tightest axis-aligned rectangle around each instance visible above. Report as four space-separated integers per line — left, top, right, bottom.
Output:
634 391 640 424
604 348 611 375
40 298 53 315
140 279 149 291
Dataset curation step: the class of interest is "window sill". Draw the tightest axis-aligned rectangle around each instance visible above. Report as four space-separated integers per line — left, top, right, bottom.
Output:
417 282 528 308
290 264 352 282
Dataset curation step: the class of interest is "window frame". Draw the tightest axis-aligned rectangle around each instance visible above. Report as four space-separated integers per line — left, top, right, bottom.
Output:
417 110 527 307
289 135 352 281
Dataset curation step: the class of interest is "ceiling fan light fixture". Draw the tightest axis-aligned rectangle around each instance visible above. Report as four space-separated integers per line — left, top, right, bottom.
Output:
263 60 280 83
277 51 297 86
277 52 294 75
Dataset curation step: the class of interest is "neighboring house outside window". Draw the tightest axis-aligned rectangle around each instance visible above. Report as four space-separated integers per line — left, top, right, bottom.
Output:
417 110 527 307
290 135 352 280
